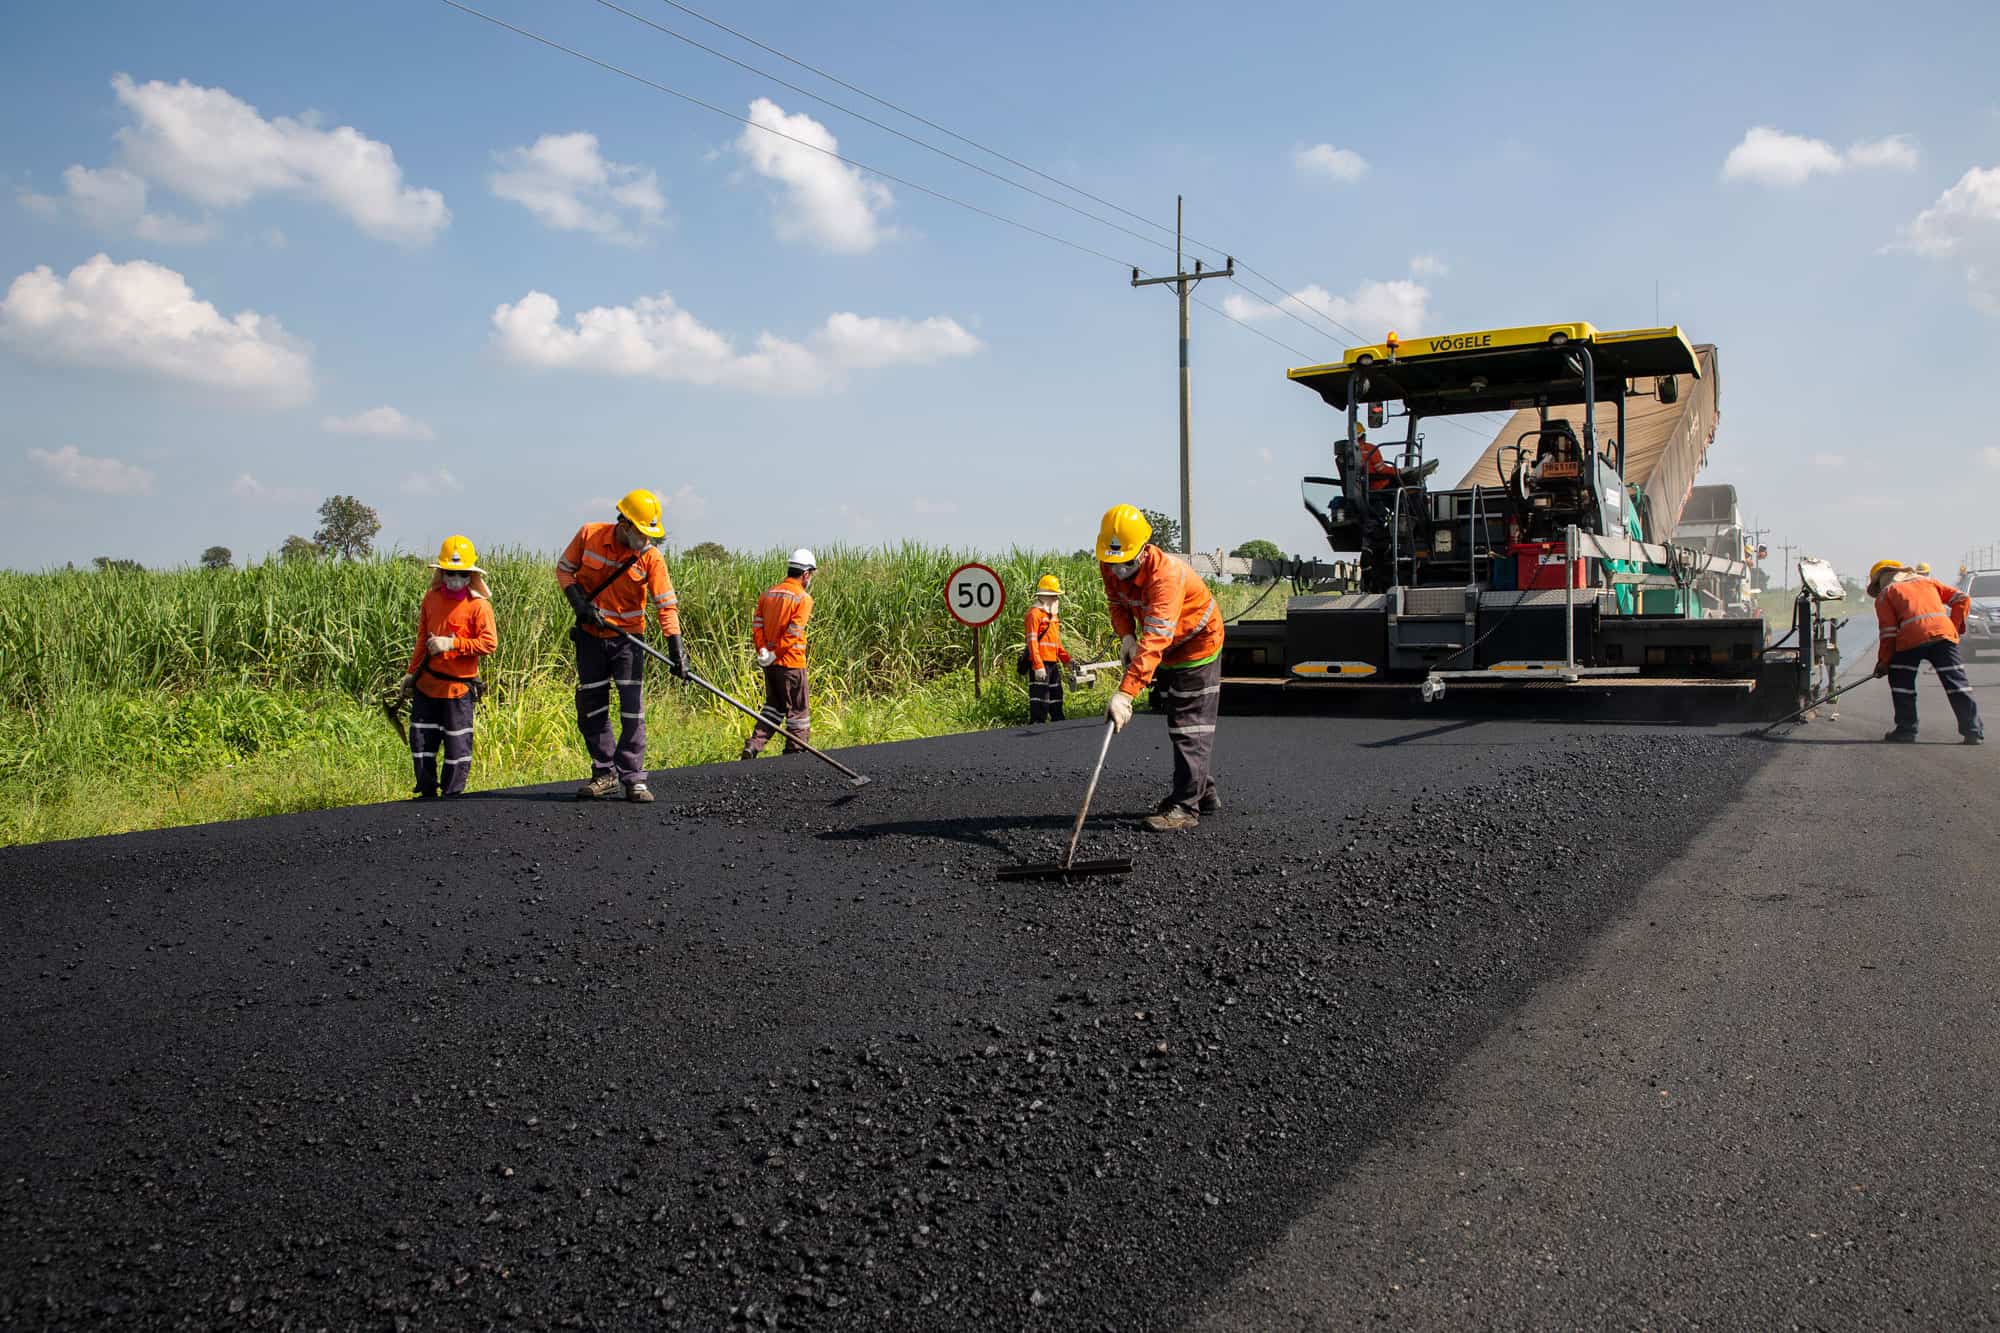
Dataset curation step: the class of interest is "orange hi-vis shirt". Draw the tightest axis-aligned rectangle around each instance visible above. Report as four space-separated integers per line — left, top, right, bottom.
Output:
1876 576 1970 666
407 587 497 699
554 522 680 640
752 576 813 669
1358 441 1397 490
1024 605 1073 670
1101 544 1224 697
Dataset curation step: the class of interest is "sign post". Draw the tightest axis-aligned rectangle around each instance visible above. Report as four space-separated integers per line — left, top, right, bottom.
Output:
944 562 1006 697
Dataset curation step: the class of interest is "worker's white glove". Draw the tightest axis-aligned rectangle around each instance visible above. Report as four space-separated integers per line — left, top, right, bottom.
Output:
1118 634 1138 666
397 672 417 699
755 647 777 668
426 634 455 656
1106 692 1134 732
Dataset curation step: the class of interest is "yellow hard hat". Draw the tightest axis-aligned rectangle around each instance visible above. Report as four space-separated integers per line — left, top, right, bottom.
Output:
1035 574 1061 596
1867 559 1904 586
1095 504 1152 563
616 488 666 540
1915 562 1932 575
432 534 482 573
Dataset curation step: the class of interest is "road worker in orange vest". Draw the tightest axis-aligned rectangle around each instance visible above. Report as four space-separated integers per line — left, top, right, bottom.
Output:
1353 425 1398 492
400 535 497 799
1097 504 1226 831
1023 574 1074 724
742 549 817 759
555 489 687 802
1869 558 1982 744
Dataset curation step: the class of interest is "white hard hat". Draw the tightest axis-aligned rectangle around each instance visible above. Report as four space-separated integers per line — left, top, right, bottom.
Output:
788 548 817 570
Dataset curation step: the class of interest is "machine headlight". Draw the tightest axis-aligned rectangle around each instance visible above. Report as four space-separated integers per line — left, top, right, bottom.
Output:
1433 527 1455 554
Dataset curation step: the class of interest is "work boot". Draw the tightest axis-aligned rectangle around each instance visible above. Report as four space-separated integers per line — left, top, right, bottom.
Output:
1198 788 1222 815
625 782 655 803
1967 734 1986 746
1144 805 1200 832
1882 730 1919 744
576 773 621 800
412 789 437 801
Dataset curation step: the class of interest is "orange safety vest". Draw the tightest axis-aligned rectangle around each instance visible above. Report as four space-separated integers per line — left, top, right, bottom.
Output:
407 587 496 699
1877 576 1969 665
555 523 679 640
1101 545 1224 696
752 576 813 669
1359 441 1397 491
1024 605 1072 670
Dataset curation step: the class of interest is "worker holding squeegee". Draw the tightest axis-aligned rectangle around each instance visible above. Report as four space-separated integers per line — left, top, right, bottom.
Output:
555 488 689 804
1096 504 1226 831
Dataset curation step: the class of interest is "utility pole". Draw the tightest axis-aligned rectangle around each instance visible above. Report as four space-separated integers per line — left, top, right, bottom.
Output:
1131 196 1231 554
1777 542 1797 590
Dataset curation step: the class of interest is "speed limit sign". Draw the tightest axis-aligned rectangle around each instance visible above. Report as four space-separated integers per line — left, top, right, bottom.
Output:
944 562 1005 628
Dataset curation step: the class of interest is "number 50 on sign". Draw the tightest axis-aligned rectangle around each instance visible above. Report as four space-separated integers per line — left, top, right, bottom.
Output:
944 562 1005 695
944 562 1005 627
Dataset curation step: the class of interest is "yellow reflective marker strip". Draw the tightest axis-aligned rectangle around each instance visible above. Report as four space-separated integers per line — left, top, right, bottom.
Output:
1291 662 1377 677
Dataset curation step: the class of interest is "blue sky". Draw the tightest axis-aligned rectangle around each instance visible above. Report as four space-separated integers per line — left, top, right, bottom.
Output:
3 0 1997 581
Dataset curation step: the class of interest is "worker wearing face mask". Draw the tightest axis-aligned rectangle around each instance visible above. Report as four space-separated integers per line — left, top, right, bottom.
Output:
401 534 497 799
555 489 687 803
1096 504 1226 831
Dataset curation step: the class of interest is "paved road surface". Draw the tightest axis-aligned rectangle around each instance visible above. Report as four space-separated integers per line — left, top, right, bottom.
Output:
0 663 1990 1329
1192 658 1999 1330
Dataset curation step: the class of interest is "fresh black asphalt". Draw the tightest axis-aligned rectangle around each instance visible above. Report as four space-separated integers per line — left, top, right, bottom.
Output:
1 666 1990 1329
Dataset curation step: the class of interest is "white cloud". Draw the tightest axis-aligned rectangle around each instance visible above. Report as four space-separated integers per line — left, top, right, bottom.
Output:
735 98 892 253
323 406 434 441
0 254 312 403
1894 165 2000 313
1409 254 1448 278
399 467 460 497
1811 452 1846 468
1220 278 1431 338
912 496 957 514
229 473 310 504
490 132 666 246
18 164 215 243
1294 144 1368 184
102 73 447 244
27 444 155 495
490 288 979 392
660 483 706 522
1721 126 1919 186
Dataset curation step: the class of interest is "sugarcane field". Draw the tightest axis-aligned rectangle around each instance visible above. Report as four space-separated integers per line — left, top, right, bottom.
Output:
3 3 1999 1329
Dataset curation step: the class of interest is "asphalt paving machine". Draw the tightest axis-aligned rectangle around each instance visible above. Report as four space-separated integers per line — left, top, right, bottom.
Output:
1222 321 1818 719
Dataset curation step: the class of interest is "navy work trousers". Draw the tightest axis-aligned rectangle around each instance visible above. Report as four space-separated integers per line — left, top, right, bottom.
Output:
575 630 649 783
1887 639 1983 738
409 692 475 797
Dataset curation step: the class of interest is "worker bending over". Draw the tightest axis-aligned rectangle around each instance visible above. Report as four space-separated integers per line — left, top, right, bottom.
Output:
1870 559 1982 745
555 489 688 803
1023 573 1074 723
1097 504 1226 831
401 535 496 799
742 549 816 759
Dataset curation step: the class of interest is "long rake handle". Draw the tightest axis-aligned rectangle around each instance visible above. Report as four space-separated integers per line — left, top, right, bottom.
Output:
617 632 870 785
1064 720 1117 869
1761 673 1877 734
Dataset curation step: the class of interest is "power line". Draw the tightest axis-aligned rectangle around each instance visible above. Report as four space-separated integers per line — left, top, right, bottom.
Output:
645 0 1375 345
437 0 1144 271
646 0 1223 262
587 0 1182 260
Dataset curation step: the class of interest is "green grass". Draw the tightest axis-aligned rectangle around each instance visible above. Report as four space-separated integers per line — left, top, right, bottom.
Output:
0 545 1177 845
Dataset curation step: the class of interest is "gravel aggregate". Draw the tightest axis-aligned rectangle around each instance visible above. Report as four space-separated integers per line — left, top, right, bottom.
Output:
0 712 1763 1329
